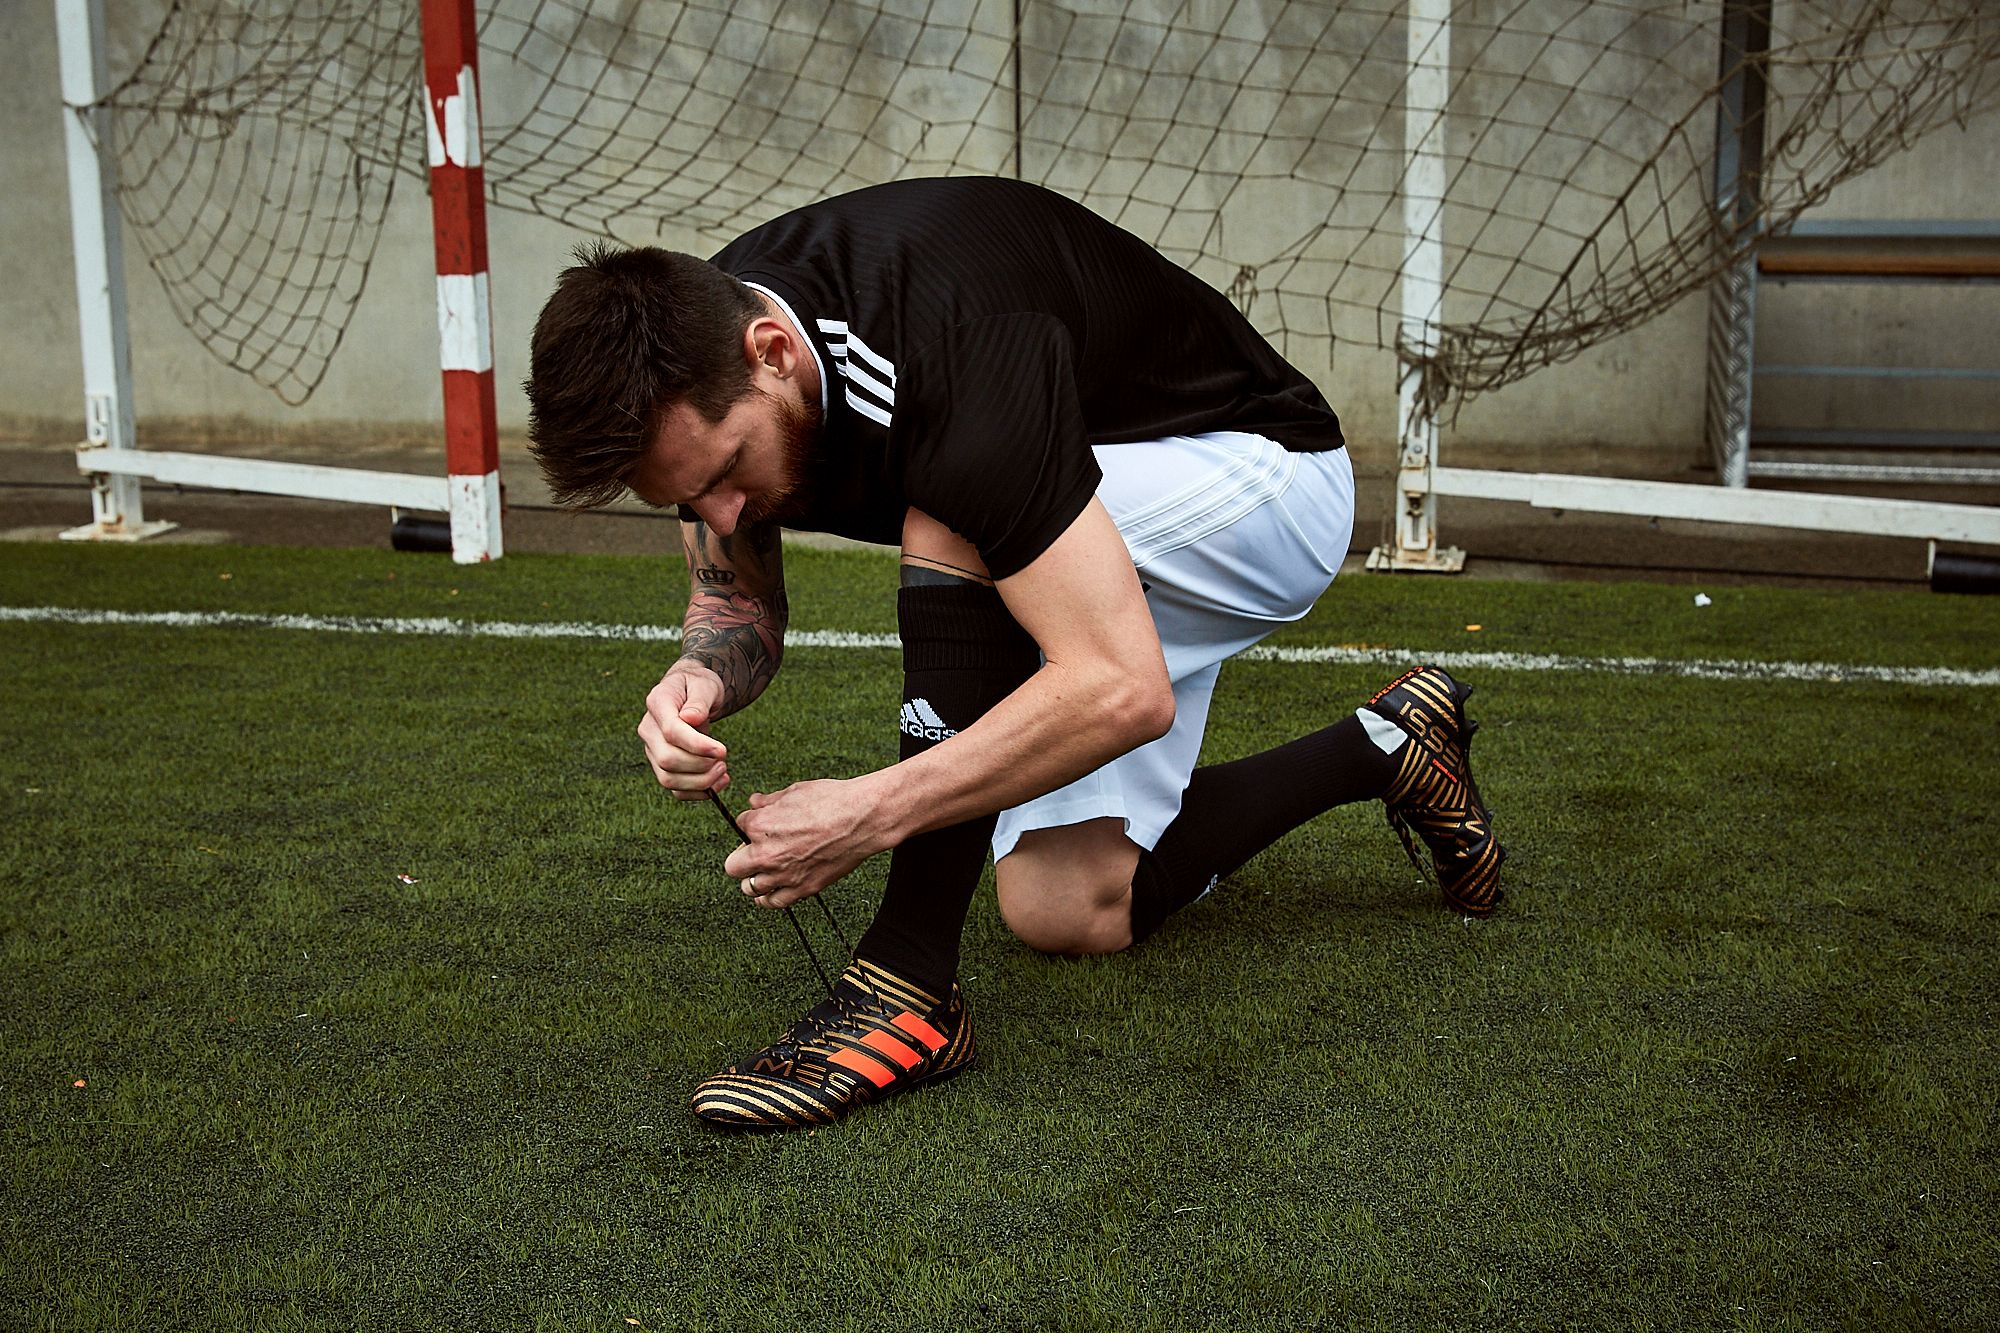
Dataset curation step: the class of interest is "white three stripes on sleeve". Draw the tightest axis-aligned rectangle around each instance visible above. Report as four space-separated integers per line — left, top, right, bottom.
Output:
817 318 896 427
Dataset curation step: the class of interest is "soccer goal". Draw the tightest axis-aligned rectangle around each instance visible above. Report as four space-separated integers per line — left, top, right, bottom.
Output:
55 0 502 562
56 0 2000 565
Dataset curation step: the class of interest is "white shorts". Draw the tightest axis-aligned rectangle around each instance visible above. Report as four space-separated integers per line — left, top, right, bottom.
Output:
991 430 1355 861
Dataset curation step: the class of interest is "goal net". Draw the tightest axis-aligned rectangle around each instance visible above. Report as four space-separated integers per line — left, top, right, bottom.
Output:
84 0 2000 423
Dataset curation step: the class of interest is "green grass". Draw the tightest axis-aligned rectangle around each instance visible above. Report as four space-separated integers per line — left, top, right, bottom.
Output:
2 542 1997 1330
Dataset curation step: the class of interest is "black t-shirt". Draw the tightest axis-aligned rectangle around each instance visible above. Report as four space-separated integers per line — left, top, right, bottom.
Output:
711 177 1344 579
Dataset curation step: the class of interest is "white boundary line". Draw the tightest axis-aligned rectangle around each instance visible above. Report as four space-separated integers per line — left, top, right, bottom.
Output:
3 604 1996 688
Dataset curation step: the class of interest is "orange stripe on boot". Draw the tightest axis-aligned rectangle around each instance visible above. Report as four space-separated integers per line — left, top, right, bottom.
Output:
890 1011 948 1051
860 1028 924 1070
828 1047 898 1088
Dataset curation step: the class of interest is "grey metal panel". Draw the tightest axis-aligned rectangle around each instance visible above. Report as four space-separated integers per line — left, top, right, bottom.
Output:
1784 220 2000 240
1759 271 2000 287
1752 428 2000 449
1747 460 2000 484
1756 365 2000 381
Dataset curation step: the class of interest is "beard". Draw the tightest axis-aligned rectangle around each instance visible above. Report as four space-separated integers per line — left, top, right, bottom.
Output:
740 384 824 527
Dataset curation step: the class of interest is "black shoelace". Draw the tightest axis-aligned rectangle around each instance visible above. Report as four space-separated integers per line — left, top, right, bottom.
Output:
708 789 851 995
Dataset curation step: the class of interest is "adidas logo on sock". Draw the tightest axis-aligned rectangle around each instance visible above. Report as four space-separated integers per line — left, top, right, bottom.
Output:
900 698 956 741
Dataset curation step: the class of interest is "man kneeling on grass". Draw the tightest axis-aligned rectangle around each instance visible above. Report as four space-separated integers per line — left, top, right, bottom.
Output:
524 177 1505 1130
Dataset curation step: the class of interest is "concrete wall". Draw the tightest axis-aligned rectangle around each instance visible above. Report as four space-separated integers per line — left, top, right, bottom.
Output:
4 0 1993 475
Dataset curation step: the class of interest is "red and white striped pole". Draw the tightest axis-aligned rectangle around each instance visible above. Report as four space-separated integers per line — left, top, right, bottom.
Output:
420 0 502 562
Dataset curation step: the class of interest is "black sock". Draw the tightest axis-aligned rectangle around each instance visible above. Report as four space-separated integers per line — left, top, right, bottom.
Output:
852 580 1040 997
1129 712 1402 943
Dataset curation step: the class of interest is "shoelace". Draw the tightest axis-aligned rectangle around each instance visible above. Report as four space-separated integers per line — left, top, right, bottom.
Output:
1387 808 1434 885
773 987 903 1062
708 789 852 995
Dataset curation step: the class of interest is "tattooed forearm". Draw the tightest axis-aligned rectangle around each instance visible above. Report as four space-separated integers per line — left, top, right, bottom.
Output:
677 519 787 716
681 587 788 714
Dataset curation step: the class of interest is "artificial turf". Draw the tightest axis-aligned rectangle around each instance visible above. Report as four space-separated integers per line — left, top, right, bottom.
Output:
1 541 1996 1330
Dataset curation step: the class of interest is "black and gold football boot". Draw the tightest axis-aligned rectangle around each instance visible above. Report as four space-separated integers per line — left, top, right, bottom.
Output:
1365 665 1505 916
690 958 975 1130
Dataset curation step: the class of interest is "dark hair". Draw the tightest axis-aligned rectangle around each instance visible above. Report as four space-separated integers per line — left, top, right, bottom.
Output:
524 242 764 508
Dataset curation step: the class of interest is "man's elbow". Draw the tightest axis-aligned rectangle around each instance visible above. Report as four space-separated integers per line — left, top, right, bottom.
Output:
1109 670 1176 749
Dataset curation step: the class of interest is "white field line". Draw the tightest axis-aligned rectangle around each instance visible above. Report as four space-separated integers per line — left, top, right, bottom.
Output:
4 604 1997 688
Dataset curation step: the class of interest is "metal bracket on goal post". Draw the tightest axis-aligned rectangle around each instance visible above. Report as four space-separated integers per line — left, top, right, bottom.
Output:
1369 0 1463 574
55 0 174 545
1703 0 1770 490
422 0 503 563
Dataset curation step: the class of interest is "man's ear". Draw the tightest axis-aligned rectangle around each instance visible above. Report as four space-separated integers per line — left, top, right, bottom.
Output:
747 316 786 376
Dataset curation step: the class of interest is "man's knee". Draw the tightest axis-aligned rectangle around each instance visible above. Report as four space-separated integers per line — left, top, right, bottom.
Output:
994 821 1138 956
997 877 1134 956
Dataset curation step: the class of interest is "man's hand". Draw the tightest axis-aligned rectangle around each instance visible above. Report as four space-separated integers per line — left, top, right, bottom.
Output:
638 663 732 798
645 516 787 802
722 778 894 908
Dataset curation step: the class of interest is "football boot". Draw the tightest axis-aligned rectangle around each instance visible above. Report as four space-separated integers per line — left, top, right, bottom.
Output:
1365 665 1506 916
690 957 974 1130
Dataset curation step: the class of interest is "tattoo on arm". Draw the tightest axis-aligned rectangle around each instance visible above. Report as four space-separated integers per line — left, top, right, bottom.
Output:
679 521 788 715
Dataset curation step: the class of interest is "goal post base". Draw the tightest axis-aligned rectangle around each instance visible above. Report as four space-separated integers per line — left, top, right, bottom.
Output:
59 518 178 543
1366 543 1466 574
